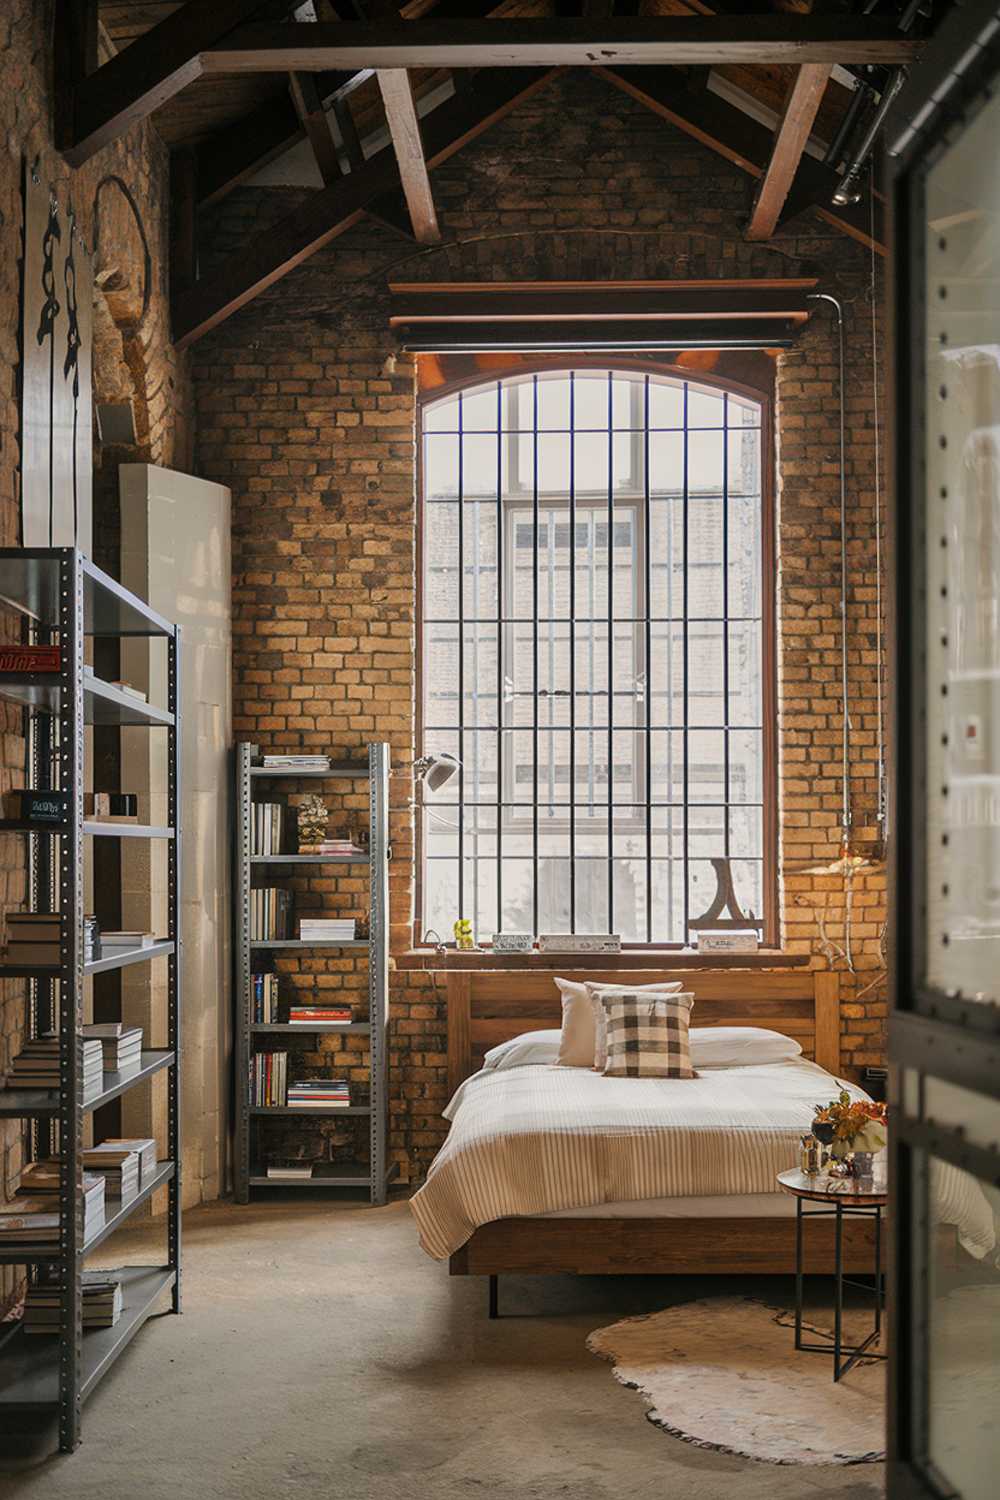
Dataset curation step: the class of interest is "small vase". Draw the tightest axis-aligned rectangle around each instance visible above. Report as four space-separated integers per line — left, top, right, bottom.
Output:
850 1150 875 1187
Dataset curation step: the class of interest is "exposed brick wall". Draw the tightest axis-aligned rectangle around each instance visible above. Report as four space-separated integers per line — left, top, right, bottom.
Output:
0 4 189 1308
193 71 888 1183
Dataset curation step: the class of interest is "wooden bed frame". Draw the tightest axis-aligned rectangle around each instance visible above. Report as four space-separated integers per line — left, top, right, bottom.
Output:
443 966 880 1296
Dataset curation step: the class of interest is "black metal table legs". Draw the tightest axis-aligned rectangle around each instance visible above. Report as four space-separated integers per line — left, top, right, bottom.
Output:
793 1197 886 1381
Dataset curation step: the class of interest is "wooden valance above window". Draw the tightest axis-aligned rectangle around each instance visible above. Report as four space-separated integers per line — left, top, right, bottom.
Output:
389 278 819 351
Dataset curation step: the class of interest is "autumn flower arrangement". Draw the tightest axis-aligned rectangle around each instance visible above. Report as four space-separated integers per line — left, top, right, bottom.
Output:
812 1090 888 1159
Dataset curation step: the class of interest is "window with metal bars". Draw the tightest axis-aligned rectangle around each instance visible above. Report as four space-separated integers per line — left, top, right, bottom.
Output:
419 366 773 945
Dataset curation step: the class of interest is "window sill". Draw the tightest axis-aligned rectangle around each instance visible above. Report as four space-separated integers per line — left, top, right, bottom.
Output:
395 949 807 972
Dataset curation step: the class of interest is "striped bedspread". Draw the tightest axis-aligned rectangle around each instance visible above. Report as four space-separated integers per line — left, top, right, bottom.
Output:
411 1057 868 1260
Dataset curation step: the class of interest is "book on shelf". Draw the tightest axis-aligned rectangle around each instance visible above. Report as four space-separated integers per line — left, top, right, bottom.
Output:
298 918 356 941
695 929 760 954
101 1138 158 1186
259 754 331 769
298 839 365 856
5 1036 103 1100
0 1176 105 1244
82 1146 141 1201
23 1272 123 1333
83 1024 143 1073
251 801 285 856
287 1006 353 1026
265 1164 314 1181
286 1079 351 1108
250 1051 288 1107
250 888 293 942
0 645 62 673
252 972 280 1023
4 913 63 964
84 792 139 822
98 930 157 950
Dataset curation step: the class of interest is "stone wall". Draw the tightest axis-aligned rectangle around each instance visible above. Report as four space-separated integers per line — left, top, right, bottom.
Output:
192 69 888 1184
0 3 190 1311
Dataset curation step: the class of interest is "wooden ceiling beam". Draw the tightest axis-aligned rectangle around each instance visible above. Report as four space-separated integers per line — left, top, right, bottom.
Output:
387 283 818 322
377 69 441 243
395 318 806 349
598 66 885 253
745 63 832 242
289 69 344 185
172 67 560 348
62 0 272 167
204 19 921 72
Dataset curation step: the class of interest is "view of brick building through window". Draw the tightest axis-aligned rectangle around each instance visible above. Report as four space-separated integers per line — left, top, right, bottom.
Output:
420 369 767 943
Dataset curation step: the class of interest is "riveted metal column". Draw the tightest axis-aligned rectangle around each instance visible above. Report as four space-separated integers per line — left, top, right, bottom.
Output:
57 548 84 1452
235 741 254 1203
368 742 390 1205
167 626 182 1309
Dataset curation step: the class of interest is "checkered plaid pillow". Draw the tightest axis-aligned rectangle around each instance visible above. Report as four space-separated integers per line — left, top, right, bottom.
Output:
588 988 696 1079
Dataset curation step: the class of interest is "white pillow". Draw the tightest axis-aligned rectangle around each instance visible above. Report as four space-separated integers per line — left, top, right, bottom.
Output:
689 1026 802 1068
554 977 684 1068
483 1029 561 1071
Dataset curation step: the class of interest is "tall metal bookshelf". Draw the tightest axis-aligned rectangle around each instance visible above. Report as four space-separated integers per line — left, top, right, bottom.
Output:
0 547 181 1452
234 741 393 1204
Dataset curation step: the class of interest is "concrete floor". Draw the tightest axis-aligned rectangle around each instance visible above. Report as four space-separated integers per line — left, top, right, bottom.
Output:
0 1197 884 1500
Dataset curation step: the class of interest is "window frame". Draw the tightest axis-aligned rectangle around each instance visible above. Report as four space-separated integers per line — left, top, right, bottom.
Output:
415 354 779 951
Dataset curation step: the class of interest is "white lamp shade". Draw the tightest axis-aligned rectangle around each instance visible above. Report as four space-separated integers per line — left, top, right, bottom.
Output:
421 752 461 794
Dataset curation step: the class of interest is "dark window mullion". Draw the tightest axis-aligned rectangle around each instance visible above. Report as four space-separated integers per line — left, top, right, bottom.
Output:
723 393 732 869
607 370 615 935
682 382 691 943
495 380 503 933
532 375 540 938
457 391 465 921
644 375 653 942
569 371 577 934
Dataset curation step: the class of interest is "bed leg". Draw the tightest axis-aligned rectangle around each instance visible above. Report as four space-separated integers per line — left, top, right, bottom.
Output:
488 1274 498 1319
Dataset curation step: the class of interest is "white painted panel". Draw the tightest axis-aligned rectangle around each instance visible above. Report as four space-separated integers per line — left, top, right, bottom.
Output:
118 463 232 1208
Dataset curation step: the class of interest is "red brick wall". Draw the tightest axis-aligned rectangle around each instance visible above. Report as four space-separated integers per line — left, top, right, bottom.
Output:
0 4 189 1307
192 71 888 1182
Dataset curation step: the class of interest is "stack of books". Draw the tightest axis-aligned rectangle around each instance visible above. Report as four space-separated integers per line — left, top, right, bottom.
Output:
23 1273 123 1334
17 1164 109 1232
252 972 280 1023
6 1036 104 1102
83 1144 141 1202
251 802 285 855
83 1023 143 1074
3 912 62 966
250 1051 288 1106
101 1138 158 1188
98 930 157 956
250 888 292 941
299 917 356 943
287 1004 353 1027
298 836 365 857
260 754 331 771
286 1079 350 1109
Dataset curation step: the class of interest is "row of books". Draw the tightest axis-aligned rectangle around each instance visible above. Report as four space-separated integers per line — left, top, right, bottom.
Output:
298 838 366 857
21 1138 157 1204
287 1005 353 1026
5 1036 104 1101
250 1051 288 1108
82 1023 144 1073
250 887 293 941
23 1273 123 1334
250 1053 352 1108
251 801 285 856
252 972 281 1023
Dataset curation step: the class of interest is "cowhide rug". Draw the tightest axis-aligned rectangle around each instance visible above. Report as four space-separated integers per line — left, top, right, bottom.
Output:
587 1296 885 1466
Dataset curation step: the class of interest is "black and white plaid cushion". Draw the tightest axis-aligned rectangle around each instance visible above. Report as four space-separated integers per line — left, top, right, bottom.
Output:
588 988 696 1079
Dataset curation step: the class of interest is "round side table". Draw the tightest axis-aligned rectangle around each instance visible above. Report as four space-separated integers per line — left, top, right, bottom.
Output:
777 1167 887 1382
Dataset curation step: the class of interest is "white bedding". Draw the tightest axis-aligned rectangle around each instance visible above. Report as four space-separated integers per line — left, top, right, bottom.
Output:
411 1056 997 1262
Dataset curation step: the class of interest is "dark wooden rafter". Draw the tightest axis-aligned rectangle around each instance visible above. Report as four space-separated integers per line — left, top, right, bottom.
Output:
334 98 366 173
62 0 275 166
598 66 885 253
387 279 819 323
53 0 100 151
172 67 560 348
289 69 344 184
60 14 921 168
204 19 921 71
745 63 832 241
397 319 805 348
171 147 199 293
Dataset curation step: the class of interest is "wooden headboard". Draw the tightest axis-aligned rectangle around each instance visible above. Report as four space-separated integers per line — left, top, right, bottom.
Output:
445 968 840 1092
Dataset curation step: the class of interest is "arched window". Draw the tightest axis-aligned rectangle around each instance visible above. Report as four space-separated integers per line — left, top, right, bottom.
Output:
419 366 774 946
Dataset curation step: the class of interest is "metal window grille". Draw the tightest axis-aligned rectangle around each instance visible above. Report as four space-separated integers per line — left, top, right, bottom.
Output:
420 369 769 944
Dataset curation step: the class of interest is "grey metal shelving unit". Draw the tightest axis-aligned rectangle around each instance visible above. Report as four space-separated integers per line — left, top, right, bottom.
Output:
234 741 393 1203
0 547 181 1452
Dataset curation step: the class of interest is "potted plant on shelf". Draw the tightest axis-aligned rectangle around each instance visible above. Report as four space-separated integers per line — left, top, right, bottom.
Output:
812 1091 889 1185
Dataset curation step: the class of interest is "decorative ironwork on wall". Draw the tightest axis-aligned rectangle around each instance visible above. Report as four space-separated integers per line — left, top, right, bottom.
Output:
20 159 93 551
